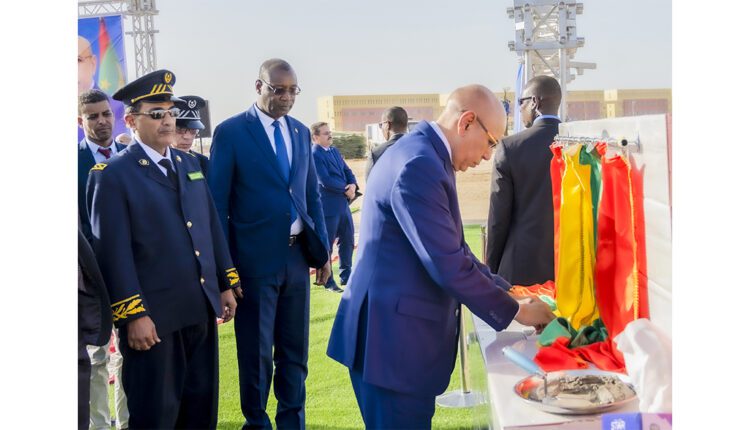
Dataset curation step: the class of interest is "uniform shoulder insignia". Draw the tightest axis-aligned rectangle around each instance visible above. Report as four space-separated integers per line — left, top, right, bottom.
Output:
90 163 108 172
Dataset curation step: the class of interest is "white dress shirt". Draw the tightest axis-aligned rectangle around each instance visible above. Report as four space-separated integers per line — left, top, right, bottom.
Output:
253 103 303 235
86 138 120 164
136 139 173 176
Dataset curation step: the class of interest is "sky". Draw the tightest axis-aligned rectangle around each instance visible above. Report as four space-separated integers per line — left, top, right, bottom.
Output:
118 0 671 127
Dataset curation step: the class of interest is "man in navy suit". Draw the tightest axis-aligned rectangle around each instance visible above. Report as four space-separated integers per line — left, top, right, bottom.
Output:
327 85 555 428
87 69 242 429
208 59 331 430
78 89 127 242
173 95 210 175
311 121 359 293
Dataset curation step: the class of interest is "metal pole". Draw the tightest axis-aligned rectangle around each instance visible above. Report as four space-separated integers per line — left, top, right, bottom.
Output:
436 225 488 408
559 47 567 121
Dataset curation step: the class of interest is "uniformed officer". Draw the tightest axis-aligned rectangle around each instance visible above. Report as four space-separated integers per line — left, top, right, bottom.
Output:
173 95 210 175
86 69 243 430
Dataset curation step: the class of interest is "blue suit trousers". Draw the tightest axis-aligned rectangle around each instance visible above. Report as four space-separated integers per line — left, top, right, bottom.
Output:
234 242 310 430
324 210 354 289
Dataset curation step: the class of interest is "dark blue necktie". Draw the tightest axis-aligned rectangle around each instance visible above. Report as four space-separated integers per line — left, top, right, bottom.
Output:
272 120 296 226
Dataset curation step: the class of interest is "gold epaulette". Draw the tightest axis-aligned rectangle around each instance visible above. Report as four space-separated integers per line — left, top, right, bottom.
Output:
111 294 146 322
90 163 108 172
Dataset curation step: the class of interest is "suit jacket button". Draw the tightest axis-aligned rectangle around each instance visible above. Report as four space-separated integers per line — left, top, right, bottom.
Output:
186 221 193 228
200 277 205 284
194 250 200 257
455 308 460 317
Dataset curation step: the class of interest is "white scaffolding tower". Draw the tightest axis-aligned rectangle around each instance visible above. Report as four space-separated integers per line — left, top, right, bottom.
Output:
78 0 160 78
507 0 595 120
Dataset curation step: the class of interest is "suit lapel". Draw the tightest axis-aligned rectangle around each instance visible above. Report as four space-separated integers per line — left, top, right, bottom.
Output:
130 143 176 190
79 139 96 172
418 121 464 236
172 151 187 195
286 116 300 184
244 107 287 183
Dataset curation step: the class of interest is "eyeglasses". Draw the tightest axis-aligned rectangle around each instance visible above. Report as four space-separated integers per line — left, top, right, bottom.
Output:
517 96 533 107
378 120 390 129
474 116 500 150
176 128 200 136
130 107 181 120
260 79 302 96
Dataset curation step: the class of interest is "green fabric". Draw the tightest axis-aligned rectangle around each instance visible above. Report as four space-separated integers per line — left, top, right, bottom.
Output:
538 317 608 348
579 147 603 246
569 318 608 348
538 317 574 347
539 294 557 311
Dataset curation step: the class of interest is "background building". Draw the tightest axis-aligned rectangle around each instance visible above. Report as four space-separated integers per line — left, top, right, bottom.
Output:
318 88 672 133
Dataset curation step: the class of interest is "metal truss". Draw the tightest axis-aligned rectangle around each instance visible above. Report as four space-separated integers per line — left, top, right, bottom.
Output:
507 0 595 120
78 0 160 78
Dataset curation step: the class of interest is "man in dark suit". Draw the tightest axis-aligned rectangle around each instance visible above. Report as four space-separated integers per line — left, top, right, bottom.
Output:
173 95 210 175
78 89 131 429
87 69 242 429
208 58 331 430
78 219 111 430
364 106 408 181
486 75 562 286
311 121 359 293
327 85 555 428
78 89 127 242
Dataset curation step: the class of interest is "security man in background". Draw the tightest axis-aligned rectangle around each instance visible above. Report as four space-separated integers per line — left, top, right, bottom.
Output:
86 69 242 429
173 95 210 175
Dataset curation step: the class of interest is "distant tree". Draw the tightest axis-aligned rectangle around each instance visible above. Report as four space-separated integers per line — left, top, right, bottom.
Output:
332 132 366 159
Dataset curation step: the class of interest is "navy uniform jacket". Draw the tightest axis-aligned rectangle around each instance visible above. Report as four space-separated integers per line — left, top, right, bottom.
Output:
86 143 240 336
311 145 357 216
327 121 519 397
78 139 127 242
189 150 209 176
208 107 329 278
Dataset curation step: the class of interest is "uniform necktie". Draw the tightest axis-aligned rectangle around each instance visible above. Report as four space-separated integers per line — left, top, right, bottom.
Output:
158 159 178 188
272 120 296 226
98 147 112 159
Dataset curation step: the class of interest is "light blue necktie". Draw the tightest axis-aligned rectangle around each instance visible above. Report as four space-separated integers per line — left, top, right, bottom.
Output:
272 120 296 226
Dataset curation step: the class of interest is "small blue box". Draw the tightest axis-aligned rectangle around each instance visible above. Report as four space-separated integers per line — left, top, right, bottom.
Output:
601 412 672 430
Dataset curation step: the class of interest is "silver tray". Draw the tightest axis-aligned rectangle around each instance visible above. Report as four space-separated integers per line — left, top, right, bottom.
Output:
513 369 638 415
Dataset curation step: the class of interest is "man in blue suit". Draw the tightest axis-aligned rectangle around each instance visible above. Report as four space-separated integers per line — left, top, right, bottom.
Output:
311 121 359 293
208 59 331 430
87 69 242 429
78 89 127 242
327 85 555 429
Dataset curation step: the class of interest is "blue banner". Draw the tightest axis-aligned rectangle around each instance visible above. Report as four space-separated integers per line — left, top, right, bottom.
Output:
78 16 128 142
